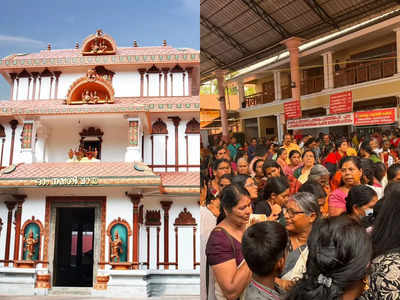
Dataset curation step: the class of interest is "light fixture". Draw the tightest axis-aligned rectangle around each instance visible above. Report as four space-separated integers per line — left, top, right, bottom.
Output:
290 81 296 88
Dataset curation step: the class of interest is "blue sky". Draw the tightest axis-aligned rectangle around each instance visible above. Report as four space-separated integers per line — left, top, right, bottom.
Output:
0 0 199 99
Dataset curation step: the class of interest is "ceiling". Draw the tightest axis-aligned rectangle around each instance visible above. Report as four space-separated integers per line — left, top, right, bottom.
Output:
200 0 400 82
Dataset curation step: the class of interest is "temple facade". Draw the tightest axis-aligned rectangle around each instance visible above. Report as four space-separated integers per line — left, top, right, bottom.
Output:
0 30 200 297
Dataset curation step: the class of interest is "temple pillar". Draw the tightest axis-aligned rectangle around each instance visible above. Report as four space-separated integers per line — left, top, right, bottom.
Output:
9 73 17 101
169 117 181 171
125 118 142 162
182 72 186 96
159 73 162 96
31 72 39 100
162 68 169 96
49 76 54 99
146 74 149 97
282 37 304 100
13 194 26 262
4 201 16 266
20 120 36 164
128 193 142 269
273 71 282 100
139 69 146 97
186 67 193 96
160 201 172 269
215 70 229 142
170 73 174 96
35 122 48 163
9 119 18 165
54 71 61 99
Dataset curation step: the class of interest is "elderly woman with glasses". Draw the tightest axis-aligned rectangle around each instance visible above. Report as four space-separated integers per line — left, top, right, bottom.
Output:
276 192 321 290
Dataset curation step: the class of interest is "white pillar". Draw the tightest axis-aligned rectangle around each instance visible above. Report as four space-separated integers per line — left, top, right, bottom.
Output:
257 117 262 138
276 113 284 143
237 79 245 108
35 122 49 163
322 53 328 89
273 71 282 100
322 51 334 89
395 28 400 74
125 118 142 162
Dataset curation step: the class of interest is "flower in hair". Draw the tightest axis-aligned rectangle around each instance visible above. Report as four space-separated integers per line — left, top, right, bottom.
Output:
317 274 332 288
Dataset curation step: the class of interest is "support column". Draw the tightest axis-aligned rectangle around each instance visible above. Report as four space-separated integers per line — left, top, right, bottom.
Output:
146 74 149 97
31 73 39 100
15 78 19 100
282 37 304 100
139 69 146 97
273 71 282 100
237 79 245 108
215 70 229 142
170 73 174 96
257 117 262 138
162 68 169 96
395 28 400 74
54 71 61 99
182 72 186 96
128 193 142 269
27 77 32 100
160 201 172 270
4 201 16 266
9 119 18 166
37 77 42 100
9 73 17 100
13 195 26 262
49 76 54 99
186 67 193 96
125 118 142 162
0 137 5 167
169 117 181 171
159 73 162 96
322 51 334 89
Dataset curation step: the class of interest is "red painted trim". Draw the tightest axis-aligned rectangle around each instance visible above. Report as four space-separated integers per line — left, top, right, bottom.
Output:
9 119 18 165
160 201 172 270
4 201 16 266
13 195 26 261
128 194 142 270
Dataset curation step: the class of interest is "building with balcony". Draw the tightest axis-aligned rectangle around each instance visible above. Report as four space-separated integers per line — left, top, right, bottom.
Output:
231 14 400 141
0 30 200 297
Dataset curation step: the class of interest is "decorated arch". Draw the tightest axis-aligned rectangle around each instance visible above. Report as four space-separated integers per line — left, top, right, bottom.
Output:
20 216 44 261
81 29 117 55
107 218 132 263
66 69 115 105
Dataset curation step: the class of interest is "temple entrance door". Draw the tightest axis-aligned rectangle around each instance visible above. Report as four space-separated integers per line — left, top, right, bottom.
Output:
53 207 95 287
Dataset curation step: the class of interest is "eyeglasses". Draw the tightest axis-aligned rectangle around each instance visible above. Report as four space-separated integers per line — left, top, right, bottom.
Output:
283 207 305 218
244 181 256 188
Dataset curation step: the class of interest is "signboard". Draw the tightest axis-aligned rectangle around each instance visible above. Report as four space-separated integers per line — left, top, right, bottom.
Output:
329 91 352 114
36 176 99 186
287 113 354 130
354 107 397 126
284 100 301 120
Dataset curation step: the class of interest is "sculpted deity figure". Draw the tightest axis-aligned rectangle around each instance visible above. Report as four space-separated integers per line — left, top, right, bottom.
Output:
110 230 123 263
82 90 91 103
23 230 39 261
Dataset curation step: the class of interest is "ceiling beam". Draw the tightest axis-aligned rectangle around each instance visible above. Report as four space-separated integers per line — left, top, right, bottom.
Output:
240 0 291 38
200 47 225 67
200 15 249 55
303 0 339 30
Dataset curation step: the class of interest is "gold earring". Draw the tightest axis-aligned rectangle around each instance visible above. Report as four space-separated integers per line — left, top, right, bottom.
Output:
362 276 370 292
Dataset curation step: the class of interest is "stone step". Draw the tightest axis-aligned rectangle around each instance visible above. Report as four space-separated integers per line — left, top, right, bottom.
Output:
48 287 92 296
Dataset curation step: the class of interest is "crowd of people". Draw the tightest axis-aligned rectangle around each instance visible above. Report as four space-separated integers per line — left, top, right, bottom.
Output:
200 129 400 300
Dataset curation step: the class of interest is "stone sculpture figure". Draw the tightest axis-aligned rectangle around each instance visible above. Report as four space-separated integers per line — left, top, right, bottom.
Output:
110 231 123 262
23 230 38 261
82 90 91 103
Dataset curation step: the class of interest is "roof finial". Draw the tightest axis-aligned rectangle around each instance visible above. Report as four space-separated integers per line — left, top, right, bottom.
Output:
133 40 138 47
163 40 167 47
47 43 51 51
96 29 103 36
75 42 80 49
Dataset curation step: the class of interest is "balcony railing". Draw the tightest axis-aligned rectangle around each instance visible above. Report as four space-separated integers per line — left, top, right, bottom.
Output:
301 75 324 95
334 58 397 88
281 85 292 99
244 90 275 107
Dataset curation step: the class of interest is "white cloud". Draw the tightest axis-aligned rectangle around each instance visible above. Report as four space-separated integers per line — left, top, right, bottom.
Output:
179 0 199 13
0 35 46 46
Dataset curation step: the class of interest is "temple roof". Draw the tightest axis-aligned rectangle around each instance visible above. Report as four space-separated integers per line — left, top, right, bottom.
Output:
0 96 199 116
0 163 199 194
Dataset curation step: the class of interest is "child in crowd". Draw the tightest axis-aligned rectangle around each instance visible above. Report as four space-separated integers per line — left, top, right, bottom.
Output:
242 221 288 300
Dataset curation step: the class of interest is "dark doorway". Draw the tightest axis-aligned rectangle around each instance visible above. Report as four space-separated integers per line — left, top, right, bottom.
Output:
54 207 95 287
83 140 101 159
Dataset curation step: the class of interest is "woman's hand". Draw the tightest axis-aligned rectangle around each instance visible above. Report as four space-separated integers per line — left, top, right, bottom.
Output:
267 204 281 221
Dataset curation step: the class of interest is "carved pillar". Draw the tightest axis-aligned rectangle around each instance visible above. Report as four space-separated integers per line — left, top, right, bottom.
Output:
49 76 54 99
160 201 172 270
162 68 169 96
139 69 146 97
27 77 32 100
186 68 193 96
9 73 17 100
9 119 18 165
54 71 61 99
169 117 181 171
128 194 142 269
125 118 141 162
4 201 16 266
31 72 39 100
15 77 19 100
182 72 186 96
322 52 334 89
13 195 26 262
37 76 42 100
170 73 174 96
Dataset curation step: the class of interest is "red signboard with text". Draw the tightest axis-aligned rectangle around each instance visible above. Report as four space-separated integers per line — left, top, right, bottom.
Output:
287 113 353 130
354 108 397 126
329 91 352 114
284 100 301 120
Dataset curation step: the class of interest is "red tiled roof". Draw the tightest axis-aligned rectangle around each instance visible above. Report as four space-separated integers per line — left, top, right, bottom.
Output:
158 172 199 187
0 96 199 116
5 46 198 60
0 162 157 178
